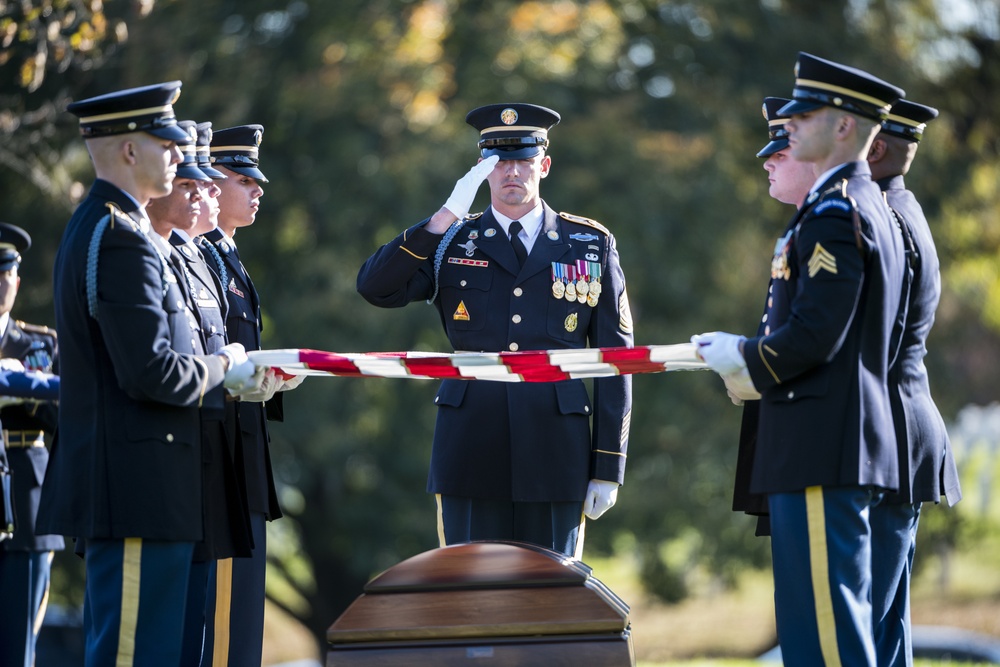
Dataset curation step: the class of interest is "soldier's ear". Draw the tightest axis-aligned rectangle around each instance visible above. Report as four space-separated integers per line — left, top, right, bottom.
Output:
867 138 887 162
539 154 552 178
122 139 137 163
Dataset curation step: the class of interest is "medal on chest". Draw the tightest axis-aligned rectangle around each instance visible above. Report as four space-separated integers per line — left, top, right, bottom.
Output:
771 230 794 281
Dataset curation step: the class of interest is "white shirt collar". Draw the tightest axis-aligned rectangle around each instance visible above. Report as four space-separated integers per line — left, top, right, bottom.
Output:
0 312 9 338
809 162 848 196
492 204 544 252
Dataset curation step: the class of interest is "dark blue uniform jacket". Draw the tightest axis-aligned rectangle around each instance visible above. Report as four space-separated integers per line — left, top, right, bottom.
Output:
0 320 64 551
357 203 633 502
880 175 961 506
201 228 282 520
741 162 906 496
38 179 227 541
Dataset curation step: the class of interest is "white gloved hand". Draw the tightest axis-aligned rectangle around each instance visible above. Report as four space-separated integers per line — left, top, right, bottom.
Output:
722 367 761 404
0 359 27 407
277 373 306 392
583 479 619 520
218 343 259 392
443 155 500 219
0 358 26 373
233 368 280 403
691 332 747 375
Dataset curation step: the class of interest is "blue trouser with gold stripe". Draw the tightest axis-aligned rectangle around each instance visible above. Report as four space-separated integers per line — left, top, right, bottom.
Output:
769 486 882 667
436 495 585 559
871 501 920 667
200 511 267 667
82 538 193 667
0 550 53 667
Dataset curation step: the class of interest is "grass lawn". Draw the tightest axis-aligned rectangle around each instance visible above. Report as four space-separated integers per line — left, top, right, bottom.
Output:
583 527 1000 666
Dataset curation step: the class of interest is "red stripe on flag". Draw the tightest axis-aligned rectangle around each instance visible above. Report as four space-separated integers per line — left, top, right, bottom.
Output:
402 357 462 378
299 349 366 376
502 351 570 382
600 346 663 376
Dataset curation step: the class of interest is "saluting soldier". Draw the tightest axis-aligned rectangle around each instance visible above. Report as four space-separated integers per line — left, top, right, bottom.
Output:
357 103 634 559
35 82 262 667
694 53 907 665
0 222 63 667
867 99 962 666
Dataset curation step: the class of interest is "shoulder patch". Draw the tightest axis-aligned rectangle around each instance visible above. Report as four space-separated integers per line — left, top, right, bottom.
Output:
813 199 852 215
559 211 609 236
105 202 139 232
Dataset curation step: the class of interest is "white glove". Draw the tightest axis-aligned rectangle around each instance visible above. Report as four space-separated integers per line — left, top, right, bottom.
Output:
233 368 280 403
722 367 761 404
0 358 25 373
0 359 27 407
443 155 500 219
218 343 259 392
691 332 747 375
583 479 619 520
277 373 306 392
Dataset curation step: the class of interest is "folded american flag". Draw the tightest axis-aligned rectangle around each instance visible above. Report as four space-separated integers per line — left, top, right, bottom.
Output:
0 370 59 401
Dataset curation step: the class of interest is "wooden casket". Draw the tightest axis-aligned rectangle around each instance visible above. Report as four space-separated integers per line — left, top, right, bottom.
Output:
326 541 634 666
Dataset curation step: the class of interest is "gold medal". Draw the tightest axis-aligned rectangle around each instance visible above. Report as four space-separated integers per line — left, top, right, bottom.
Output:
552 279 566 298
588 280 602 297
576 279 589 296
565 281 577 301
587 292 599 307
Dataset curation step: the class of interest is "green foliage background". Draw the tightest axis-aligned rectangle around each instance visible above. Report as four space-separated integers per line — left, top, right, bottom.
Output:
4 0 1000 653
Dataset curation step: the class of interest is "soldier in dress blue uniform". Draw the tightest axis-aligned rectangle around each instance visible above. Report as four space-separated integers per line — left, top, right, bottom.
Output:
199 123 296 667
147 121 259 665
731 98 818 538
0 222 64 667
357 103 634 559
35 82 262 667
694 53 907 665
867 100 962 667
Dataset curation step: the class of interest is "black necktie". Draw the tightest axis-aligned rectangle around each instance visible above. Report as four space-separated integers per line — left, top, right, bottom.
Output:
509 220 528 267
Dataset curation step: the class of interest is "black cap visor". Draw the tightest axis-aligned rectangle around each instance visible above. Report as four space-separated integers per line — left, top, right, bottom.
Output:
218 163 268 183
175 165 214 182
777 98 825 117
756 138 790 158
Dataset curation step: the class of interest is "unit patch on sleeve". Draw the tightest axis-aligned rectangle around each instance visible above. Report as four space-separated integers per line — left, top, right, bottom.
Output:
813 199 851 215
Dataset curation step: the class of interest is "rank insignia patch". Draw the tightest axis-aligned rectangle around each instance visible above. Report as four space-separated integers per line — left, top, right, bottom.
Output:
619 289 633 334
807 243 838 277
453 300 470 321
